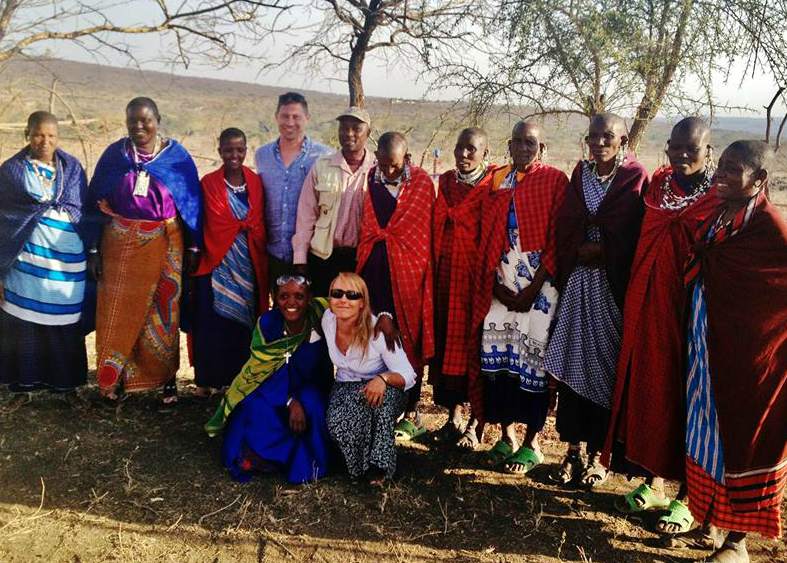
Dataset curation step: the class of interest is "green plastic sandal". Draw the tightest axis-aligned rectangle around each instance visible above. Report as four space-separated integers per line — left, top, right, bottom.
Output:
614 483 671 514
482 439 514 467
394 419 426 441
656 499 695 535
504 446 544 475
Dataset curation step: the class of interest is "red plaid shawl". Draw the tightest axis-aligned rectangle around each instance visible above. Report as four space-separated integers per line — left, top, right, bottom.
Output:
194 166 268 313
356 165 435 367
687 194 787 515
467 162 569 423
603 167 718 479
432 167 495 376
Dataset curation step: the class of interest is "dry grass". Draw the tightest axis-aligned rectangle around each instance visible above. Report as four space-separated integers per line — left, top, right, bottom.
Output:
0 360 785 562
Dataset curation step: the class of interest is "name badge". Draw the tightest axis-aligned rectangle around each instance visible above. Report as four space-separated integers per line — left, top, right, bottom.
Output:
133 171 150 197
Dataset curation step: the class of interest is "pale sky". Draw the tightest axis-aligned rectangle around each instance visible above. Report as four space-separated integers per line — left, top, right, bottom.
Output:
42 5 787 118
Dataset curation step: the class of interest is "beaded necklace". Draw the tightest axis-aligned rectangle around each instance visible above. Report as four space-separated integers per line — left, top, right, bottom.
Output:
659 170 712 211
224 177 247 194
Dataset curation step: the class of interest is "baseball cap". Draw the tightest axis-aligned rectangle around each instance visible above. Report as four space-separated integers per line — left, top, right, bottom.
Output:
336 106 371 125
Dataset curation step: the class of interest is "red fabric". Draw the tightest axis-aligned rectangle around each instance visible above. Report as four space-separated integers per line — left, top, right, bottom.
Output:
194 166 268 314
431 167 494 379
602 167 718 479
693 196 787 511
686 457 783 538
467 162 569 423
356 165 435 368
554 158 647 307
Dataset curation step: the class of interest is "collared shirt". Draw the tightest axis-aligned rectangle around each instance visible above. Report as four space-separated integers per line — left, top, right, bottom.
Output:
292 148 376 264
373 163 411 200
321 309 417 390
255 136 331 261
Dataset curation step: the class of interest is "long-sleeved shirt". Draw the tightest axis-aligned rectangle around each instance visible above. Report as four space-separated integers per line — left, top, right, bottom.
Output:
321 309 417 390
255 136 331 262
292 149 376 264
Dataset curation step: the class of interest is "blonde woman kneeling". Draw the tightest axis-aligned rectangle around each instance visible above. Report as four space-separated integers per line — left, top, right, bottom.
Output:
324 272 416 485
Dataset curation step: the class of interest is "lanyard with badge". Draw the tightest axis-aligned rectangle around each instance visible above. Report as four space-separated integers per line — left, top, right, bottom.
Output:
132 136 161 197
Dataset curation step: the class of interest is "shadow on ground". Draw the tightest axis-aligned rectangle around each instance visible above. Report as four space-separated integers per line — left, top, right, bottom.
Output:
0 385 784 562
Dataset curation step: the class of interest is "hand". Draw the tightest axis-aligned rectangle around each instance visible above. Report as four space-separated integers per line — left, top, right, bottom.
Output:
288 399 307 434
87 252 102 281
493 280 518 310
577 242 604 266
511 284 539 313
373 315 401 353
292 263 308 276
363 376 387 408
184 249 201 275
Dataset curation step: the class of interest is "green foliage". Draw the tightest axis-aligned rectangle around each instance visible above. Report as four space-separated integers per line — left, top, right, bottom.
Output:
438 0 787 148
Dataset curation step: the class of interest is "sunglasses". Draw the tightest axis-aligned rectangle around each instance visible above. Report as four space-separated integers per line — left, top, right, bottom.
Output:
276 275 310 287
329 288 363 300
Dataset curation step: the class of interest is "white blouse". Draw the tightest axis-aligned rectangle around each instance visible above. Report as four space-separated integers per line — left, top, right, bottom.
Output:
321 310 417 390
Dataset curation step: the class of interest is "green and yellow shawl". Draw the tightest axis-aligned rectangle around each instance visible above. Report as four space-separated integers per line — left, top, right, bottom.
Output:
205 298 328 437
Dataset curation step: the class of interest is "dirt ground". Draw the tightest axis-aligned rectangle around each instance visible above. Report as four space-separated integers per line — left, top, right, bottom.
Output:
1 185 786 563
1 356 785 563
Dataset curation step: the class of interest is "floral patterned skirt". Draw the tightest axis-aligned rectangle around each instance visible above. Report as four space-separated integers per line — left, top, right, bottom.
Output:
326 381 406 478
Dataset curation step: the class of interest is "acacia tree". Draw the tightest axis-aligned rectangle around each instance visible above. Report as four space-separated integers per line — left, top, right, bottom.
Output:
437 0 787 150
0 0 289 67
280 0 484 108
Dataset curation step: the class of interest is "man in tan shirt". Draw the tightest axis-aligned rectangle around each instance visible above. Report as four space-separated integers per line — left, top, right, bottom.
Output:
292 107 375 295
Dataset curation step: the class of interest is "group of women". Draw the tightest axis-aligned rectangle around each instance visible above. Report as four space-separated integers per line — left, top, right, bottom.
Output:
0 96 784 563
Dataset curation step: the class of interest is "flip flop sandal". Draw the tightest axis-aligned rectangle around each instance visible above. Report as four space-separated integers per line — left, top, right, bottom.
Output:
394 419 426 441
504 446 544 475
162 379 178 406
656 500 694 535
550 450 585 484
614 483 671 514
366 466 388 487
580 455 609 488
482 439 514 467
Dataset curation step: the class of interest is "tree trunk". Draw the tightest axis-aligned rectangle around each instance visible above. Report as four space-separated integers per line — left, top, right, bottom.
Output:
628 98 653 152
346 3 382 108
348 48 366 108
628 0 694 152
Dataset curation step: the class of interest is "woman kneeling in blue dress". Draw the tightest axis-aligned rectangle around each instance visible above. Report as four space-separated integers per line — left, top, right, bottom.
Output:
206 275 333 484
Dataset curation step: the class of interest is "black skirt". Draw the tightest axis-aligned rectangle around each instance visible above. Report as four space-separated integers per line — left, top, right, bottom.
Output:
0 309 87 392
483 370 549 429
555 382 611 452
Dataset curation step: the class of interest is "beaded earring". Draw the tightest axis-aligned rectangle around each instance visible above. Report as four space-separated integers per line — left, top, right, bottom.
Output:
705 146 716 177
615 142 627 168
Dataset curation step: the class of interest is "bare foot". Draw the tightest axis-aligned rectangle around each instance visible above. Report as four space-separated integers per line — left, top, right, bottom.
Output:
456 427 480 450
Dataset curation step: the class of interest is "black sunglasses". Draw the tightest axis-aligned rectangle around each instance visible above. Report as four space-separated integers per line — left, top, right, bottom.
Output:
329 288 363 301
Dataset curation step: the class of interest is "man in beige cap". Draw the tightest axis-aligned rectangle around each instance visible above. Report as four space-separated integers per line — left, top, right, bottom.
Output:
292 107 375 295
